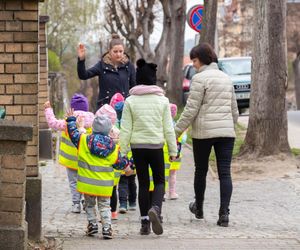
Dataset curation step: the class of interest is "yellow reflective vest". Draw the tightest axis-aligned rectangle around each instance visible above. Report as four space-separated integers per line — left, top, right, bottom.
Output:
58 129 78 170
77 134 119 197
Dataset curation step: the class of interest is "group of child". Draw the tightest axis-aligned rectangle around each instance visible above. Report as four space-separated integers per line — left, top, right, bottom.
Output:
44 90 185 239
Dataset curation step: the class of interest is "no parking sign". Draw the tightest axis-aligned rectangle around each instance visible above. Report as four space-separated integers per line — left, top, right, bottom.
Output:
187 5 204 33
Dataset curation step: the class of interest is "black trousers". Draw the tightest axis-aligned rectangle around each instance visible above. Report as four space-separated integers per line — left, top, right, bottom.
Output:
192 137 234 210
132 148 165 217
118 174 137 207
110 186 117 212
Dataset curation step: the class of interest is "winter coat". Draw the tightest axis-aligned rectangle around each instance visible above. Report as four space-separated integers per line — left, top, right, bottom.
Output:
119 85 177 157
77 52 136 108
175 62 239 139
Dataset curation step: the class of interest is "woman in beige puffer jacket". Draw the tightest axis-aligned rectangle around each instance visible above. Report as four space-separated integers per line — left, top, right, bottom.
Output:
175 43 239 227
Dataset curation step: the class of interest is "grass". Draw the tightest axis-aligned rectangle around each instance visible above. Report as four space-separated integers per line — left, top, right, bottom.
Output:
291 148 300 156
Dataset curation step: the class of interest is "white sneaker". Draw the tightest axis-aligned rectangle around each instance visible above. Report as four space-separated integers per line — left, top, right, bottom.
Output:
72 203 81 213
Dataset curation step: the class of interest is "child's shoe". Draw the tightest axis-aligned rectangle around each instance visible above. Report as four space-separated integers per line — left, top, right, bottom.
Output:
119 205 127 214
128 202 136 211
102 225 113 239
72 203 81 213
111 211 118 220
86 222 98 236
81 199 86 211
140 219 151 235
169 192 179 200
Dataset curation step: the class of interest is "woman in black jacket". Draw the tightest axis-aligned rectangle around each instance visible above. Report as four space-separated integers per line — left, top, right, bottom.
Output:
77 34 136 108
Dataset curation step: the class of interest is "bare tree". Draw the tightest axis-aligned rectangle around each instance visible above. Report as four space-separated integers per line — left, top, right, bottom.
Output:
240 0 290 157
167 0 186 105
199 0 218 48
293 52 300 109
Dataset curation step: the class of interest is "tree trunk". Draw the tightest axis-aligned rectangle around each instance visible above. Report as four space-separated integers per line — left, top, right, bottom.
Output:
155 0 171 88
240 0 290 157
293 52 300 109
167 0 186 105
199 0 218 48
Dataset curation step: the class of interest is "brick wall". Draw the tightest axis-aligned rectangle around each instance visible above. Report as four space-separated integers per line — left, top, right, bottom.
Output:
38 16 49 129
0 0 39 177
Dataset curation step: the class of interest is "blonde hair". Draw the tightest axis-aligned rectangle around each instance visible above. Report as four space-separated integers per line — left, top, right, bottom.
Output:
109 34 124 50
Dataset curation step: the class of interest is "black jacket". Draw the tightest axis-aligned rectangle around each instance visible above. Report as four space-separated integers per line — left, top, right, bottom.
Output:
77 52 136 107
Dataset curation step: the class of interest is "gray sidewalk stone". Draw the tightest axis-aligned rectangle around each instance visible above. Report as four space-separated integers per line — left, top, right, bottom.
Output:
41 145 300 249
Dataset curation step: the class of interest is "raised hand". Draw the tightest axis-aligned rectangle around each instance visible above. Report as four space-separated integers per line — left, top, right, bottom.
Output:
65 108 75 118
77 43 86 60
44 101 51 109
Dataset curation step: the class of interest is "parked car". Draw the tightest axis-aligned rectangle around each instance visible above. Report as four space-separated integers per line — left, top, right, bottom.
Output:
182 56 251 113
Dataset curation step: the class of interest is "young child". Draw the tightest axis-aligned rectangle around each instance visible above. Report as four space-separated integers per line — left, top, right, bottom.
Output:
95 104 120 220
66 112 133 239
167 103 187 200
119 59 177 235
110 93 137 214
44 93 94 213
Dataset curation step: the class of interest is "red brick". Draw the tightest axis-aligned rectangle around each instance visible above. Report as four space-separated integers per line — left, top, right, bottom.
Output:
38 91 48 98
5 1 22 10
23 84 37 94
6 105 22 115
5 43 22 52
40 66 47 73
26 166 38 176
26 145 37 156
0 21 4 31
0 44 4 52
0 211 22 226
0 168 25 183
14 32 38 42
6 85 22 94
0 2 4 10
22 21 38 31
14 11 38 21
0 74 13 83
0 54 13 63
0 197 23 212
15 74 38 83
14 54 38 63
22 43 37 52
14 115 37 124
0 95 13 105
0 11 13 20
0 32 13 42
22 2 38 10
39 84 48 92
0 183 24 198
5 64 22 73
0 64 4 73
22 63 38 73
25 156 37 166
5 20 21 31
1 154 24 169
14 95 37 104
0 85 4 94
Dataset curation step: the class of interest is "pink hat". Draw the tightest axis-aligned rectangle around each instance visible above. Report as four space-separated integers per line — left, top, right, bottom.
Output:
110 93 124 109
170 103 177 118
95 104 117 125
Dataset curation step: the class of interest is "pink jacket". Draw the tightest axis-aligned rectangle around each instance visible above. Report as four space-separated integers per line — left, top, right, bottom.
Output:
44 108 94 131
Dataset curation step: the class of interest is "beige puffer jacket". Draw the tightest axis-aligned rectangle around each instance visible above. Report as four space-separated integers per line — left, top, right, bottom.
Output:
175 63 238 139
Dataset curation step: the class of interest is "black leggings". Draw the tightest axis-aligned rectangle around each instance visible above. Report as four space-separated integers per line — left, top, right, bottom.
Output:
192 137 234 210
110 186 117 212
132 148 165 217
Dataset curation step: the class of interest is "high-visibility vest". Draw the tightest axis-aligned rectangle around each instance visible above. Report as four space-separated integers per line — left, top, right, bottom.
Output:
58 129 78 170
170 133 185 171
58 127 92 170
77 134 118 197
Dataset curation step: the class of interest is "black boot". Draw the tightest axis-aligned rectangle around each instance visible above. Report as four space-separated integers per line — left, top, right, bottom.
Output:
140 219 151 235
217 208 230 227
189 201 203 219
148 206 163 235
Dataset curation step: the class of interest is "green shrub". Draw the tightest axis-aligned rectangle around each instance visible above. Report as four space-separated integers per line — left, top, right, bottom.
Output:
48 49 61 72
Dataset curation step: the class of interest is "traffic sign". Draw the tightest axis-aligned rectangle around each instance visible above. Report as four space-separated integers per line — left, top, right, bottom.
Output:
187 5 204 33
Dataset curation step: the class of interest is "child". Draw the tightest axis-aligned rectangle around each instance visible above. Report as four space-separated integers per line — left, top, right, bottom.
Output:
66 112 133 239
119 59 177 235
95 104 120 220
44 93 94 213
110 93 137 214
167 103 187 200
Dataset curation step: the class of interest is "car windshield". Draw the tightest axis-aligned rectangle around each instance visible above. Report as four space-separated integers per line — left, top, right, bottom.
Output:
187 66 197 80
218 59 251 76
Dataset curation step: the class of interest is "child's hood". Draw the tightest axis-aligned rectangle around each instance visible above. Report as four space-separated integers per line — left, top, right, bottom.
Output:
86 133 116 158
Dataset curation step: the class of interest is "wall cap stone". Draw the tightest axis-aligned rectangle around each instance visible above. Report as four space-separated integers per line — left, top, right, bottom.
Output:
0 120 33 142
39 15 49 23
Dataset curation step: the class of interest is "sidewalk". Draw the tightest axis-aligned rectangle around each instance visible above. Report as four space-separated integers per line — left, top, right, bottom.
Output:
41 145 300 249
